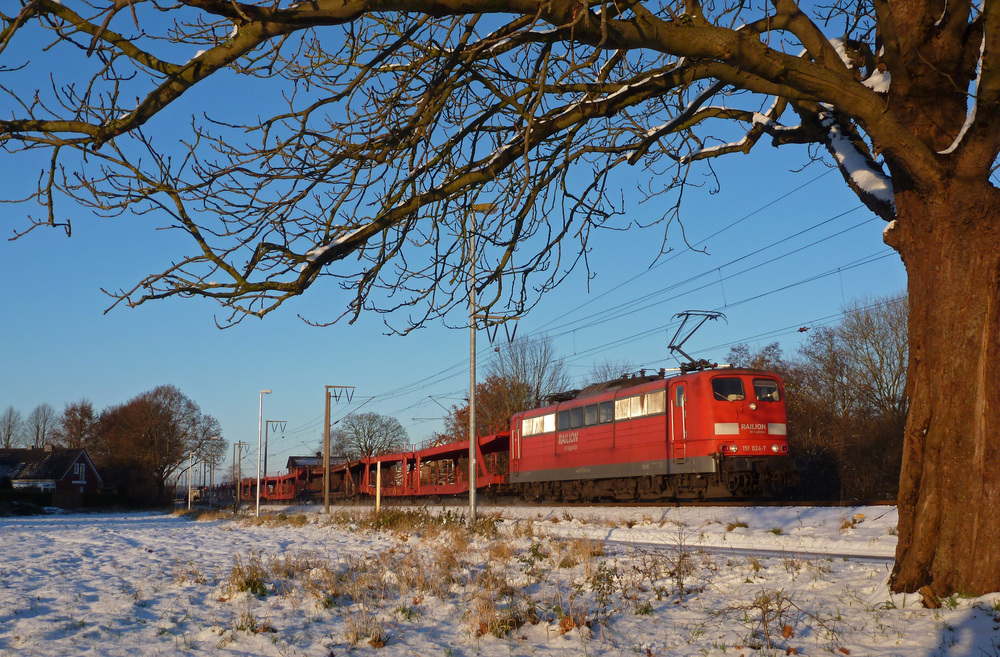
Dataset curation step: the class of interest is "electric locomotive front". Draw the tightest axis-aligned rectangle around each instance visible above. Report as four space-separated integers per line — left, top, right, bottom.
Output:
681 368 792 494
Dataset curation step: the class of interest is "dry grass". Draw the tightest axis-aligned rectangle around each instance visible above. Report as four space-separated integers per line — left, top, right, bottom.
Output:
227 551 269 597
153 509 868 654
170 558 209 586
172 509 231 522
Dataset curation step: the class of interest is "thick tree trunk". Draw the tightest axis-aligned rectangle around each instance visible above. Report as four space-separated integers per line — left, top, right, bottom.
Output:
886 181 1000 596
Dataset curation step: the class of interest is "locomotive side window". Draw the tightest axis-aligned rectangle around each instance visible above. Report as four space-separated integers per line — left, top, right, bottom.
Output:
557 410 570 431
630 395 645 418
753 379 782 402
712 377 746 401
522 413 556 436
584 404 599 426
542 413 555 433
599 401 614 423
570 407 584 429
615 391 668 420
675 386 685 406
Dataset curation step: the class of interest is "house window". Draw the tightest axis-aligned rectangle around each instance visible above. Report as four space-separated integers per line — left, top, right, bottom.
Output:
73 462 86 483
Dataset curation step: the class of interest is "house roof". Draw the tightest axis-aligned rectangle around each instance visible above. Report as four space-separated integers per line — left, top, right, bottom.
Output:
0 447 102 483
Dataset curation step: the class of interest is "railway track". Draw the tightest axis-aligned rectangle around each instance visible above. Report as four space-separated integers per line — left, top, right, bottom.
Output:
373 497 896 509
606 538 897 565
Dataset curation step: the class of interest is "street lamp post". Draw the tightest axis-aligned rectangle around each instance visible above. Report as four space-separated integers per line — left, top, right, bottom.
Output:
207 435 218 510
187 450 195 510
256 389 272 518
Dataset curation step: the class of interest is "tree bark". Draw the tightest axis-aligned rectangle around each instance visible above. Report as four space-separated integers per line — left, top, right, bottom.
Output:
886 181 1000 596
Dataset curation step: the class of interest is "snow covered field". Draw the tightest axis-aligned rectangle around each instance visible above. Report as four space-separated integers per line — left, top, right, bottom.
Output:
1 504 997 656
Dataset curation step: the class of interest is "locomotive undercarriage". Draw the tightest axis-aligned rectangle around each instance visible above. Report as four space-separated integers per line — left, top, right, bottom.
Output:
512 457 793 502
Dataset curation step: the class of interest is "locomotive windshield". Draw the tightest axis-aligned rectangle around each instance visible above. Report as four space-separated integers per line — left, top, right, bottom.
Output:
712 377 745 401
753 378 782 402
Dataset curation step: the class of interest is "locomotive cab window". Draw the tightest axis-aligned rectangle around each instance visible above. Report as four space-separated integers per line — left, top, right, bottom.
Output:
584 404 599 426
753 379 782 402
712 377 745 401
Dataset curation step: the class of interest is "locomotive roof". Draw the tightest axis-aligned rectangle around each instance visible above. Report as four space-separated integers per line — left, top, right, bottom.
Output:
541 370 666 405
537 366 780 409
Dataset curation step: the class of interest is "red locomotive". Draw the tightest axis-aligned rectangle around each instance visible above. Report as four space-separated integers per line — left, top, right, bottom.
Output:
233 313 793 504
508 366 790 501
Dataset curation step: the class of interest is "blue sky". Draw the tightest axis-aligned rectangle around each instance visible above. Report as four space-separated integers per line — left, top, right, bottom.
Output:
0 9 906 479
0 141 905 480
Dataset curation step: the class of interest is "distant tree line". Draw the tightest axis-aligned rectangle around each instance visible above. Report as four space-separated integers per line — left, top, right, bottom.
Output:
727 293 908 502
1 386 226 505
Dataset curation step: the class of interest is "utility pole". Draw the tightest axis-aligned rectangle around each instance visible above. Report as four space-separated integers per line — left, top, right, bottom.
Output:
264 420 286 483
233 441 249 513
323 385 355 514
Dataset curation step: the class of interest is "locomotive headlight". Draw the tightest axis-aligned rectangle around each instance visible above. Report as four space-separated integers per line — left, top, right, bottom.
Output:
771 444 781 453
720 444 728 453
749 402 758 411
730 443 738 453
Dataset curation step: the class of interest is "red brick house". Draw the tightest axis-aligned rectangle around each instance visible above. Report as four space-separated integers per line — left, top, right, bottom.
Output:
0 446 103 495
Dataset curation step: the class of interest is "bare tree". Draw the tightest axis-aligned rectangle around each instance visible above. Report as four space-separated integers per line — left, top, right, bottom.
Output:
838 295 909 422
726 343 787 373
438 335 569 442
796 328 859 424
193 414 226 475
587 358 637 385
488 336 572 407
53 400 98 449
25 403 56 449
332 412 408 460
437 373 534 443
3 0 999 595
0 406 23 448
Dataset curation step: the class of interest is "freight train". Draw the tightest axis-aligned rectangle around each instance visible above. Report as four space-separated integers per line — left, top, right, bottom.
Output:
226 363 792 505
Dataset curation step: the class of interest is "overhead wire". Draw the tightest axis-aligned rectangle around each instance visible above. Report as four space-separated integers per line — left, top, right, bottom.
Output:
277 170 896 447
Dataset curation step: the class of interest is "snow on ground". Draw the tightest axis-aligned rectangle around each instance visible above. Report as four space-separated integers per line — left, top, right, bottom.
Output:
1 504 998 656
